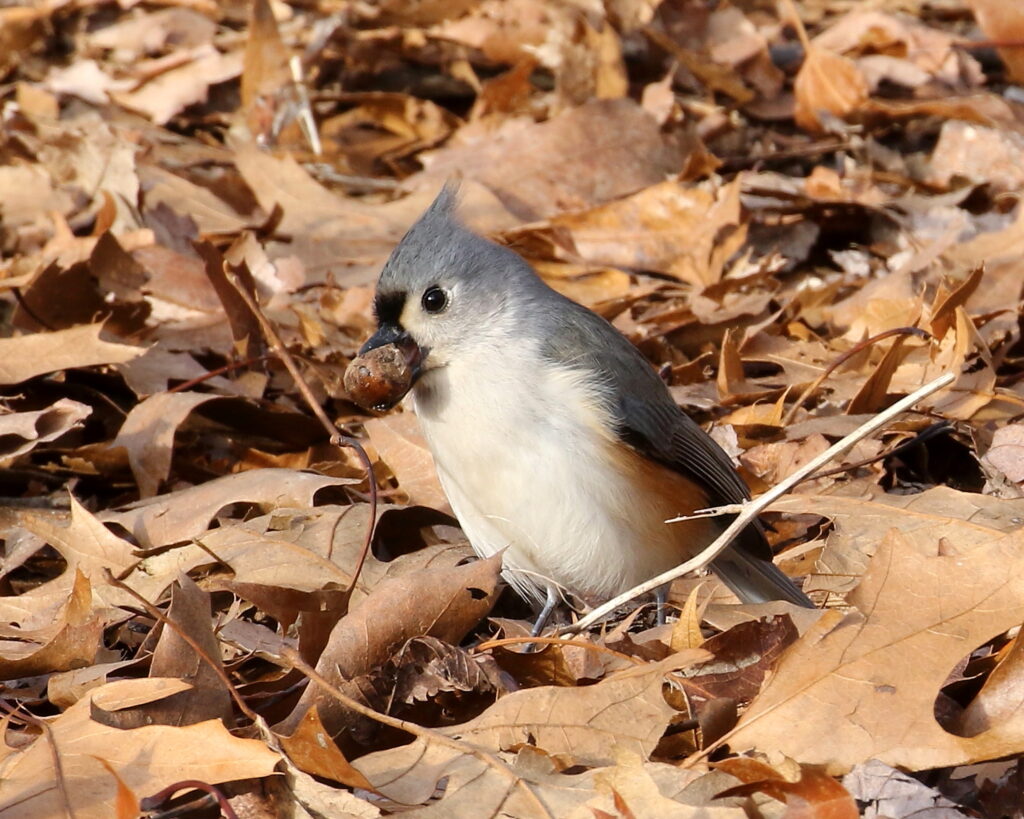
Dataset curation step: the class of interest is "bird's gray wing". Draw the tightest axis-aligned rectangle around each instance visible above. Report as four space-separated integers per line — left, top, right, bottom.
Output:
541 299 769 558
614 388 821 607
614 393 773 562
540 298 813 606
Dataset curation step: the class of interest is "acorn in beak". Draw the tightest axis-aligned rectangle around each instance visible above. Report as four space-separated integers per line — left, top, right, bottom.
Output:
345 324 424 411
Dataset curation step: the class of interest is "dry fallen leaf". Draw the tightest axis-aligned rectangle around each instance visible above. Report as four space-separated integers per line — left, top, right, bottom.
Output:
364 412 448 510
110 391 221 497
794 45 869 133
413 98 686 220
981 423 1024 494
111 46 243 125
541 177 745 288
2 0 1024 814
716 757 859 818
0 324 144 385
354 651 707 807
283 552 503 736
958 623 1024 739
100 468 357 548
0 678 280 819
968 0 1024 82
0 398 91 464
0 569 104 678
143 576 233 727
728 527 1024 771
774 485 1024 596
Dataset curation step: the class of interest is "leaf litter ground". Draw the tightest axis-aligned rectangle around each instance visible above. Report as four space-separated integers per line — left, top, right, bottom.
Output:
1 0 1024 817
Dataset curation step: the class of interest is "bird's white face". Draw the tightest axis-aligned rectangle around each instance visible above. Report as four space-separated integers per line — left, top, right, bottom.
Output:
358 274 500 409
390 278 467 371
359 186 536 407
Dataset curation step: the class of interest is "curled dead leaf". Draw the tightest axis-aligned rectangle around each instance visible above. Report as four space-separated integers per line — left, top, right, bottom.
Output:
794 45 869 133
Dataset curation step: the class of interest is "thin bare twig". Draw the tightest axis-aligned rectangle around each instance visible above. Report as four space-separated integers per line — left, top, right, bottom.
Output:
224 272 377 594
102 570 261 724
807 420 950 481
781 326 930 426
167 355 270 393
0 700 76 819
11 287 57 332
472 635 645 665
562 372 955 634
140 780 237 818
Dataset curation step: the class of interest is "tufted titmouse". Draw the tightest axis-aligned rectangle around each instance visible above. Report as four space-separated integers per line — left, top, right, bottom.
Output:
359 187 813 632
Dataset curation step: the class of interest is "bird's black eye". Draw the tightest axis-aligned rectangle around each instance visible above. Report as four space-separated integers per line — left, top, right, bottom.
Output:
421 286 448 314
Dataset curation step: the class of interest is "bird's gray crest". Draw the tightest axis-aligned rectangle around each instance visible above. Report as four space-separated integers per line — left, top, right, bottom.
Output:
378 181 465 281
400 181 462 247
425 180 460 219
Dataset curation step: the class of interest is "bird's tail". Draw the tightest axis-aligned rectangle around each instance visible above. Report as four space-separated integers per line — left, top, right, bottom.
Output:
711 549 814 608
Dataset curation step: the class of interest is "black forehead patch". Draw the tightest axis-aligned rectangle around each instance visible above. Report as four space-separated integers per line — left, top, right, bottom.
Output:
374 291 406 326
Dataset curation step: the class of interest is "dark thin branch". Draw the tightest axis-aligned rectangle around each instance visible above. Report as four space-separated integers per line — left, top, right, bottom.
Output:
167 355 270 394
140 780 237 819
0 699 75 819
224 272 378 594
782 326 931 426
102 570 260 725
11 287 57 332
804 421 951 482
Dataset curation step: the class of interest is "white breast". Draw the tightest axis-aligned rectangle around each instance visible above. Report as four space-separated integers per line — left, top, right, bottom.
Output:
411 341 693 608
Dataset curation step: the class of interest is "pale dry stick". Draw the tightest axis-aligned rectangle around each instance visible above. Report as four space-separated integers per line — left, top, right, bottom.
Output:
289 55 322 156
281 647 555 819
562 372 955 635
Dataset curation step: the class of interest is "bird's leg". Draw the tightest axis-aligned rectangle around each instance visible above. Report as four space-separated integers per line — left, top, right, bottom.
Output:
531 586 560 639
655 583 670 627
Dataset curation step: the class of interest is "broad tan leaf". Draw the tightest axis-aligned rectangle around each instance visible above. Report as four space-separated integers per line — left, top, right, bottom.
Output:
100 468 357 548
958 624 1024 738
282 756 381 819
111 45 242 125
241 0 291 113
231 141 424 285
2 496 141 623
279 705 374 787
0 570 103 677
542 178 745 288
772 485 1024 596
575 749 746 819
282 553 503 736
145 576 232 727
0 678 280 819
87 8 216 59
968 1 1024 82
412 98 685 221
111 391 220 497
364 412 448 511
981 423 1024 492
794 45 869 133
115 523 354 634
727 527 1024 772
0 323 144 385
354 651 707 804
715 758 858 818
0 398 91 464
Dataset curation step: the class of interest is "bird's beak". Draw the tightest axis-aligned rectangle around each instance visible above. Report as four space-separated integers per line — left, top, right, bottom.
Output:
358 321 424 391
